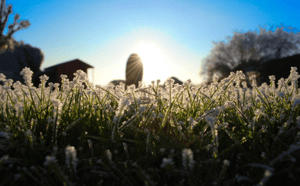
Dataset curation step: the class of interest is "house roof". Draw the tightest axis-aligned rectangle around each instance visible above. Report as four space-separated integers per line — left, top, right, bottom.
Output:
44 59 94 70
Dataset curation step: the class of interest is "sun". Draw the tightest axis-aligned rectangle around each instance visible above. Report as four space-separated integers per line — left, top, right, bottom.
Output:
134 42 170 85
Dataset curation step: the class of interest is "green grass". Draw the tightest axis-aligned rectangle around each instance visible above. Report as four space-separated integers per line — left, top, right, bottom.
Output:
0 68 300 186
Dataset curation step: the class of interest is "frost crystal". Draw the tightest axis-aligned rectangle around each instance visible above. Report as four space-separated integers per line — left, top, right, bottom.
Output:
44 155 56 166
160 158 174 169
65 146 77 171
182 148 195 169
223 159 230 166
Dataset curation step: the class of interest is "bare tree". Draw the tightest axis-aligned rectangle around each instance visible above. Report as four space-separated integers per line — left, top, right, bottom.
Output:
0 0 30 51
200 25 300 84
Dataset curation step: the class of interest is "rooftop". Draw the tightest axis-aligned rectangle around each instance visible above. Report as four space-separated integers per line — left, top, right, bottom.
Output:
44 58 94 70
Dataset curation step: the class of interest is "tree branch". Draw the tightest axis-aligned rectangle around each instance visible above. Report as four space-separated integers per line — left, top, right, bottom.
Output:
0 3 12 36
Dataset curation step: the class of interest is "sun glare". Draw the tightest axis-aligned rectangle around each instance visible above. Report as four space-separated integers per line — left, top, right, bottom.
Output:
135 42 170 85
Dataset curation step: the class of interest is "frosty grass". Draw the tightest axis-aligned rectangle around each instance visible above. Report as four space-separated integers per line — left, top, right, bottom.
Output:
0 67 300 185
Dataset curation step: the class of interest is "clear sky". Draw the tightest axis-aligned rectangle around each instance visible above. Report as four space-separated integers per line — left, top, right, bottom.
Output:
5 0 300 86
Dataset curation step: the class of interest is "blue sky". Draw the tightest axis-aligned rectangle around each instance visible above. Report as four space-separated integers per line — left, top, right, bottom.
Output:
5 0 300 86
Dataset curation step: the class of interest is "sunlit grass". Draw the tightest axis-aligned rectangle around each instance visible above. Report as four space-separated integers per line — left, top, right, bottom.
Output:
0 67 300 185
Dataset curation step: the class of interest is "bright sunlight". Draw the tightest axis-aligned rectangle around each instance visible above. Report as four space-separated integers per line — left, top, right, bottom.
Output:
134 42 171 85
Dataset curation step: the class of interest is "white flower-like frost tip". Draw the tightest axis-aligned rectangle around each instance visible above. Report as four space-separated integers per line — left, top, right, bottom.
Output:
39 74 49 82
205 115 216 126
166 77 175 85
44 155 56 166
20 67 33 77
223 159 230 166
60 74 68 79
160 157 174 169
182 148 194 169
65 146 77 170
0 73 6 81
105 149 112 162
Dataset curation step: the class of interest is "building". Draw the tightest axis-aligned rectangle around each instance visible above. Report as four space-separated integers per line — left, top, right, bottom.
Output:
41 59 94 87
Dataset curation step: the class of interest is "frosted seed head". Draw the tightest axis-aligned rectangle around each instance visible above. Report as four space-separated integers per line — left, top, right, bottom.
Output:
178 126 182 131
236 71 246 80
105 149 112 162
44 155 56 166
39 74 49 82
65 146 77 170
65 146 76 159
269 75 275 82
160 158 174 169
182 148 194 169
223 159 230 166
264 170 272 177
20 67 33 77
0 73 6 81
223 122 229 128
60 74 68 79
205 115 216 126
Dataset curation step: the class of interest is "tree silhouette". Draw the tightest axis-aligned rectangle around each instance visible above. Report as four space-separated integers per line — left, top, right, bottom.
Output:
0 0 30 50
0 0 44 87
200 24 300 84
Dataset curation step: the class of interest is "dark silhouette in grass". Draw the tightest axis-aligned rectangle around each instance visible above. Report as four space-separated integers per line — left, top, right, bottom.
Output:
110 53 143 89
257 54 300 87
109 79 126 87
126 53 143 88
165 76 183 85
231 54 300 87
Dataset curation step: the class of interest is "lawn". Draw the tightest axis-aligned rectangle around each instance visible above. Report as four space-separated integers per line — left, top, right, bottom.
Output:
0 67 300 186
